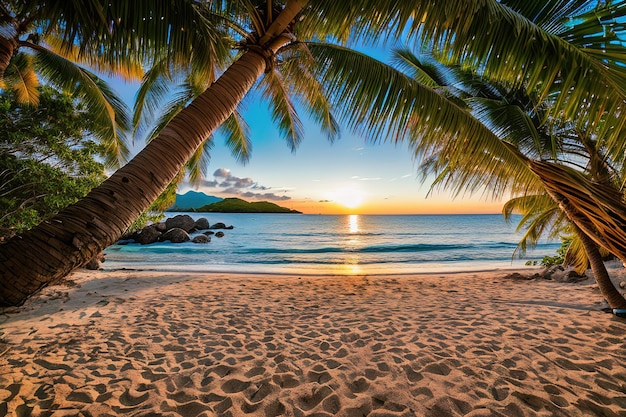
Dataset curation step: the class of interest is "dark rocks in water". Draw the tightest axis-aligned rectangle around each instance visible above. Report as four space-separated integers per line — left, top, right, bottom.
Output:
165 214 196 232
192 235 211 244
160 228 190 243
116 216 233 246
136 225 162 245
209 222 234 230
194 217 210 231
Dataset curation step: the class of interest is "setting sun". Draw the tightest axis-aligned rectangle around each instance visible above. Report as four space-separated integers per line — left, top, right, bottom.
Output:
330 187 365 209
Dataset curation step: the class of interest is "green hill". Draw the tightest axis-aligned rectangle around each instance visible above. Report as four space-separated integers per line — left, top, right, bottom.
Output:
197 198 301 213
168 191 222 211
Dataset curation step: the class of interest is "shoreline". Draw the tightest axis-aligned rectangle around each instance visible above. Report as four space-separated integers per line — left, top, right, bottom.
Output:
1 268 625 416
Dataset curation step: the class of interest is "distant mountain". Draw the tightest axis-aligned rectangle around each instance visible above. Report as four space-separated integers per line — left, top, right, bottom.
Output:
197 197 301 213
168 191 222 211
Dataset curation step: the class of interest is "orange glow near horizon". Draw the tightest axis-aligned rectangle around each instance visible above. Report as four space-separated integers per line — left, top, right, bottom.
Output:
287 197 504 215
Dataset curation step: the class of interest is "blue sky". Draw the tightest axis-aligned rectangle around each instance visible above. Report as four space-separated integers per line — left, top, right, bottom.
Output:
109 49 506 215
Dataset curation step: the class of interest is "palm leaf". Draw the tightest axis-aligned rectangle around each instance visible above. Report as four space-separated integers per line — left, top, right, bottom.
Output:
32 46 130 166
308 42 536 200
219 111 252 164
133 60 177 137
186 141 213 186
258 68 304 152
503 193 566 257
279 42 339 143
5 53 39 105
43 33 145 82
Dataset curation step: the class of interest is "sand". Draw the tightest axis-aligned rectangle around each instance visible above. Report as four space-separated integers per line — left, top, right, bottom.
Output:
1 268 625 417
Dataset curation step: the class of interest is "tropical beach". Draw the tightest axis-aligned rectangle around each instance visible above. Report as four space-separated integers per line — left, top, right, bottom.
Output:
1 268 625 416
4 1 626 417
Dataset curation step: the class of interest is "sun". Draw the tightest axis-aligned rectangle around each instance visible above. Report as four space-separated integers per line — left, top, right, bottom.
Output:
331 187 365 209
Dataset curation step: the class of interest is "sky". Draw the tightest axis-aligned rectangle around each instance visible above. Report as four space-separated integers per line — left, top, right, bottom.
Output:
110 51 507 216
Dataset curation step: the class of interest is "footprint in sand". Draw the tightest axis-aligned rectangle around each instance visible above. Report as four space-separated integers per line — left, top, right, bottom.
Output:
221 378 251 393
297 385 334 411
307 369 332 384
264 399 286 417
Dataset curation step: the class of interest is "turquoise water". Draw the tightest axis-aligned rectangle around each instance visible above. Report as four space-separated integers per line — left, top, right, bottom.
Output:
103 213 560 274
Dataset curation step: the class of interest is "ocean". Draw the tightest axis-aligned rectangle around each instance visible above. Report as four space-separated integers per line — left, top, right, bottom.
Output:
102 213 560 275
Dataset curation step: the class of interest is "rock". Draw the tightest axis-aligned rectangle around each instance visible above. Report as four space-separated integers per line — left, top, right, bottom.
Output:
563 269 587 283
160 228 190 243
194 218 210 231
192 235 211 244
215 231 225 238
136 225 162 245
540 265 564 281
203 231 215 236
154 222 167 232
165 215 196 232
541 265 586 282
84 253 105 270
209 222 234 230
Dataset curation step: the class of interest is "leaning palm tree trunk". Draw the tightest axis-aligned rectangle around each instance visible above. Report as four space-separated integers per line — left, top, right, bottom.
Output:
576 226 626 309
0 0 307 306
530 161 626 309
0 50 264 305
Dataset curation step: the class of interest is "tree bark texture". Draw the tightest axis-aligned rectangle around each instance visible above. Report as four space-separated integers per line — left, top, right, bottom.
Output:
577 226 626 309
0 34 17 81
0 0 309 307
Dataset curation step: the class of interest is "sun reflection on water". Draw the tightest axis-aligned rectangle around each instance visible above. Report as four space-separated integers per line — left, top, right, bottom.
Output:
349 214 359 233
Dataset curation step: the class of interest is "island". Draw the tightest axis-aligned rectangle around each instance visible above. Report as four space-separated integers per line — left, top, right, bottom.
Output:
196 197 301 213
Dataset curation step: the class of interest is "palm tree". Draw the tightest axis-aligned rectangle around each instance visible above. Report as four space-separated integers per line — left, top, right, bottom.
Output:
0 1 144 165
387 1 626 308
1 0 625 306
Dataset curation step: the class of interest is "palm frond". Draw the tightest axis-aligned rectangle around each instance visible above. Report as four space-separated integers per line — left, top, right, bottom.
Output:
43 33 144 81
563 235 589 274
218 111 252 164
500 0 593 33
258 68 304 152
391 49 448 88
530 160 626 259
466 97 545 160
144 89 194 144
5 53 39 105
32 46 130 166
502 193 565 257
279 42 339 143
133 60 176 136
186 140 213 186
308 42 536 200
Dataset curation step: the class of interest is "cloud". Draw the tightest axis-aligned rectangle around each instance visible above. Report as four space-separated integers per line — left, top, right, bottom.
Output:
202 168 292 201
241 191 291 201
213 168 231 178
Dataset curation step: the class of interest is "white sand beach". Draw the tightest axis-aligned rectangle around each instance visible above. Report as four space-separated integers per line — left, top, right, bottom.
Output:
1 269 625 416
